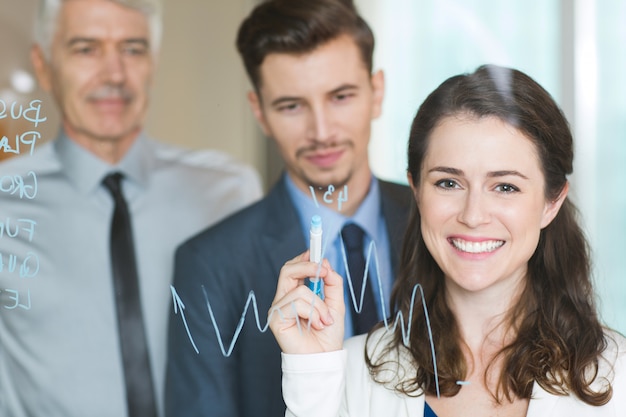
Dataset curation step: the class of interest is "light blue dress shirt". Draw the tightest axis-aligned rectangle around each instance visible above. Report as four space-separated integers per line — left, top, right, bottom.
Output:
0 131 262 417
284 174 393 338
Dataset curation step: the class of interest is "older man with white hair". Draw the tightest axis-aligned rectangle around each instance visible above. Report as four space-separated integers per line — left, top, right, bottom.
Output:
0 1 261 416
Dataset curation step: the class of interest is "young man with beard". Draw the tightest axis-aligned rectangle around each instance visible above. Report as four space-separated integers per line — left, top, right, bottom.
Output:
166 1 412 416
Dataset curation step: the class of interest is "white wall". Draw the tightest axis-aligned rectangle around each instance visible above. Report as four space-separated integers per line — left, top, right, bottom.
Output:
147 0 267 183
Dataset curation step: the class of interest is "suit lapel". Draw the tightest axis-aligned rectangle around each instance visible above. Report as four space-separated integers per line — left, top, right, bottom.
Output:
379 180 413 275
259 180 308 277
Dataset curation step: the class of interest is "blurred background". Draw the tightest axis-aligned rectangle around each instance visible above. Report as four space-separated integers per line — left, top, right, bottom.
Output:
1 0 624 333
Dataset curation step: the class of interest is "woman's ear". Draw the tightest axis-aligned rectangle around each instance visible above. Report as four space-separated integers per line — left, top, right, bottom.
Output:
540 182 569 229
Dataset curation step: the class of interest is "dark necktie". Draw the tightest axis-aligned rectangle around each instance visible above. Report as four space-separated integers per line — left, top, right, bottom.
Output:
341 223 378 334
103 173 157 417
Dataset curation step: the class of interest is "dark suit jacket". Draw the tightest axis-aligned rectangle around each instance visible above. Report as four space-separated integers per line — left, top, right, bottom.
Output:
165 176 412 417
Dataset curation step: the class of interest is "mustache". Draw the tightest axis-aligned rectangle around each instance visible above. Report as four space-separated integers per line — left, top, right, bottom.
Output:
295 140 352 158
87 85 134 101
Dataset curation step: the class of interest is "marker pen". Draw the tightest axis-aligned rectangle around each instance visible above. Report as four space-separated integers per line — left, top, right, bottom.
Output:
306 215 323 297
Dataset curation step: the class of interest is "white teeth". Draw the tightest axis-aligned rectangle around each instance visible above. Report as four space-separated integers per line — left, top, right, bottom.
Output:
450 239 504 254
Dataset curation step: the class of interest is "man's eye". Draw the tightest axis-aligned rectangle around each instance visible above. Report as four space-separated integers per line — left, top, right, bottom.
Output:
277 103 300 112
73 46 95 55
123 45 148 56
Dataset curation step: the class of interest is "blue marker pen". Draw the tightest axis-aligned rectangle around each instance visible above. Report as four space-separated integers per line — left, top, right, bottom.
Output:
306 215 323 297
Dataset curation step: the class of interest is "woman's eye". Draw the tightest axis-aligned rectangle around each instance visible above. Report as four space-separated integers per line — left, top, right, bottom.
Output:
496 183 519 193
435 179 458 189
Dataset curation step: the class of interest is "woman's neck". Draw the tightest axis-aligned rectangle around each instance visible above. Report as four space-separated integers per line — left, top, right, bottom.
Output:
445 276 526 353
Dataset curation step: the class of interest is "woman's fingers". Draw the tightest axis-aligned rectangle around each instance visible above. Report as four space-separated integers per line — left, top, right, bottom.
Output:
270 284 333 329
269 252 346 354
273 253 329 302
317 259 345 317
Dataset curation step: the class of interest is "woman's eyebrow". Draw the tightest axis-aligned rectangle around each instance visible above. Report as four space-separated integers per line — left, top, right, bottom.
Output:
427 166 529 180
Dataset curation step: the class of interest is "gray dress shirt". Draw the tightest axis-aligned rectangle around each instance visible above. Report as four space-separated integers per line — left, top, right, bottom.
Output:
0 131 262 417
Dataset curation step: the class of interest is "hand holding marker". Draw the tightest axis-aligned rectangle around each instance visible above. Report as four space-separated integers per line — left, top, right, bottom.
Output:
306 215 323 297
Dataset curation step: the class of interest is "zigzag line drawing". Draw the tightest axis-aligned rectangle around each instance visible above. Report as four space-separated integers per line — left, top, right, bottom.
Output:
170 237 441 396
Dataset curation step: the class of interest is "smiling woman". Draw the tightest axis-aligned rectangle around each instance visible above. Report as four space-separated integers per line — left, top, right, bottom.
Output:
270 64 626 417
415 114 565 299
392 65 604 414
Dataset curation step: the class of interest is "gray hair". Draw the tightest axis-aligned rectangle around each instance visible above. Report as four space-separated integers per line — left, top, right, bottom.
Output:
34 0 163 59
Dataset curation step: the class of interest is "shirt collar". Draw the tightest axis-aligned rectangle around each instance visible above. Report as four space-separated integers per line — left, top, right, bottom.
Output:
350 177 381 240
284 173 381 243
53 129 152 194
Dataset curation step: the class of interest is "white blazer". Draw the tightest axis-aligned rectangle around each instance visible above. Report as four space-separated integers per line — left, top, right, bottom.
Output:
282 330 626 417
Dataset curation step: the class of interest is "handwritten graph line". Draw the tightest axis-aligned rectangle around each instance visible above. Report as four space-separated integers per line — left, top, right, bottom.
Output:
170 286 199 354
170 239 441 396
171 284 303 357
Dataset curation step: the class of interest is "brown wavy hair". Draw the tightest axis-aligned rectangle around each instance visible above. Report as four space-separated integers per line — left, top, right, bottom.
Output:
366 64 611 405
